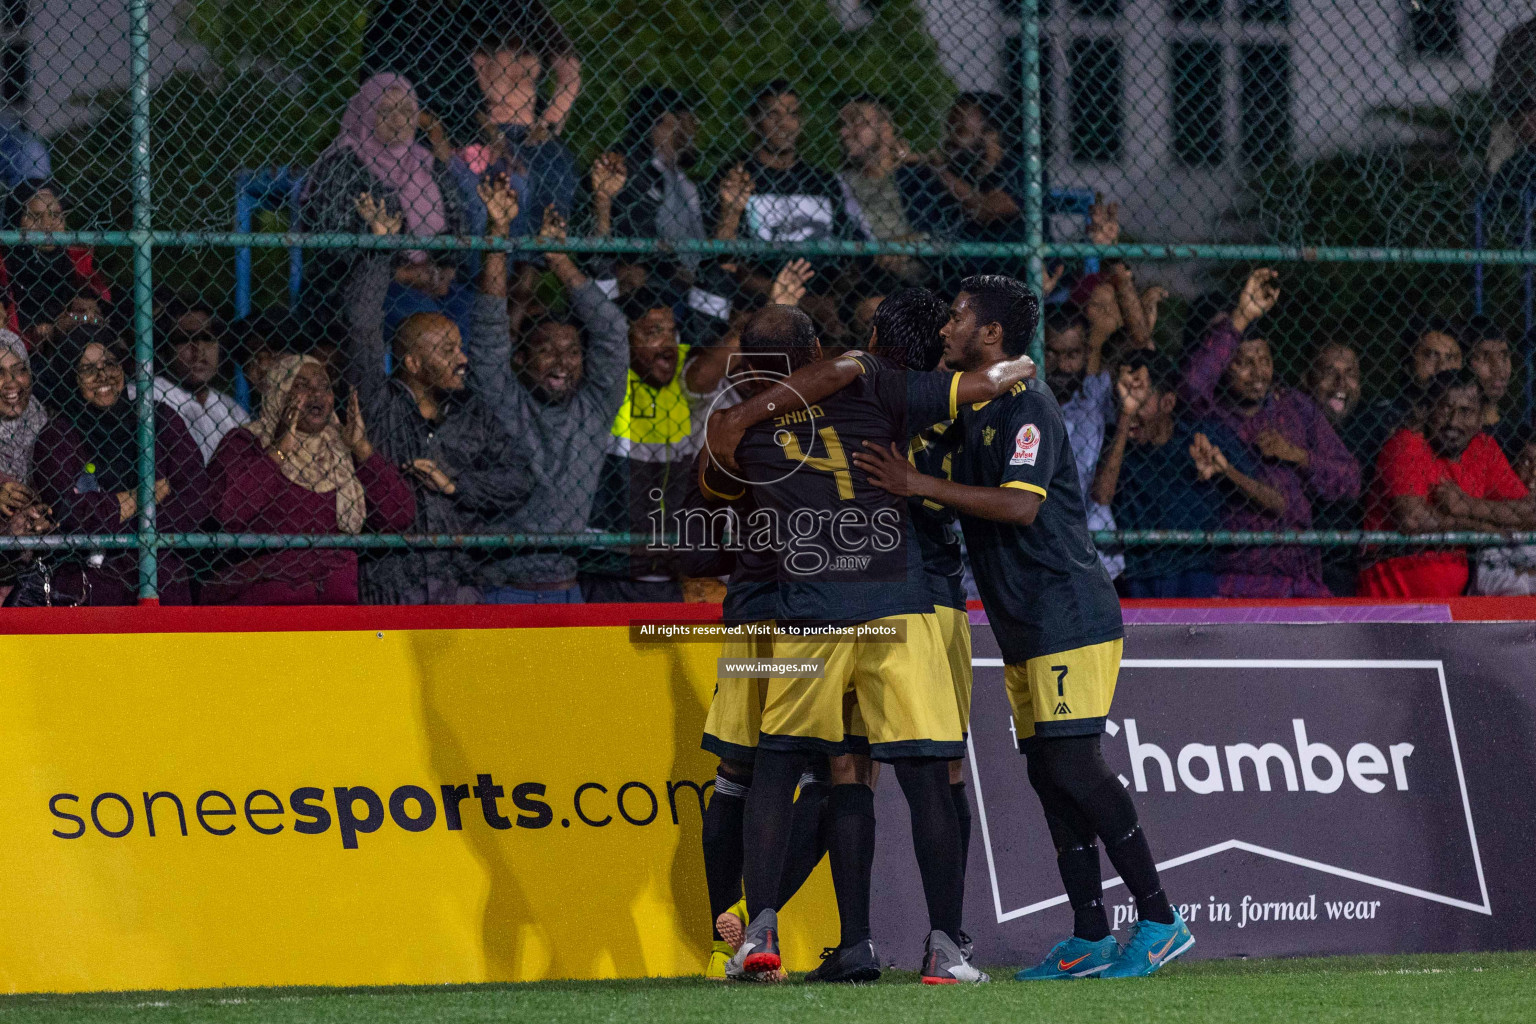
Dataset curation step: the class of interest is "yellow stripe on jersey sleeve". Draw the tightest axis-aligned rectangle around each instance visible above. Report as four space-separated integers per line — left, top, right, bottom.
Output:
1002 480 1047 500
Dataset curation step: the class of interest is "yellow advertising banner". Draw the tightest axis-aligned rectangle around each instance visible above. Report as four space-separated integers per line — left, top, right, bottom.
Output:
0 617 838 994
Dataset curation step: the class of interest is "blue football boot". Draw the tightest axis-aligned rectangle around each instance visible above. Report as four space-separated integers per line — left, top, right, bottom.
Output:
1013 935 1118 980
1100 911 1195 978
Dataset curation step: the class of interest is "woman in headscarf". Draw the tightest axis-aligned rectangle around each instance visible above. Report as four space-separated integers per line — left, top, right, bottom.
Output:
0 330 51 601
29 325 208 605
0 180 113 345
298 73 473 343
204 354 415 605
0 328 46 494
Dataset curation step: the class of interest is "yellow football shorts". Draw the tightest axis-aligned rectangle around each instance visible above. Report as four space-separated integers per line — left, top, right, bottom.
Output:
701 628 773 762
760 613 964 761
1004 638 1123 743
933 603 973 736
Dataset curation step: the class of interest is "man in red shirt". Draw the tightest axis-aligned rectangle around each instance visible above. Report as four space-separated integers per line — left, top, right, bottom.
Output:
1361 370 1536 596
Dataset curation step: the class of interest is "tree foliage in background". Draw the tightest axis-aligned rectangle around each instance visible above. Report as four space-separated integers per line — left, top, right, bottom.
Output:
45 0 948 309
1228 91 1525 401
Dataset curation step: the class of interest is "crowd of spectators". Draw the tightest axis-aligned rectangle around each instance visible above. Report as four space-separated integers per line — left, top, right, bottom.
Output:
2 4 1535 606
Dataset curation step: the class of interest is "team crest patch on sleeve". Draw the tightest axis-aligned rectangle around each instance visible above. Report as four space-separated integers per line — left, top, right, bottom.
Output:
1009 423 1040 465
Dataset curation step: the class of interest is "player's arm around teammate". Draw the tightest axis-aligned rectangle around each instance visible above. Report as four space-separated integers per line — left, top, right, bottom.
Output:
701 341 1035 472
852 440 1041 525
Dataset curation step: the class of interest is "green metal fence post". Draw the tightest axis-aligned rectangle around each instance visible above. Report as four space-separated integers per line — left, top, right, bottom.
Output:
129 0 157 602
1019 0 1045 367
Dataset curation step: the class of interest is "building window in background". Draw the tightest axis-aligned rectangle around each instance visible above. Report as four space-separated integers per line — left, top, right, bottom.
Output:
1240 0 1290 24
1069 36 1123 164
0 0 24 108
1240 42 1293 167
1072 0 1122 20
1 42 26 107
1171 40 1225 167
1171 0 1222 23
1407 0 1460 58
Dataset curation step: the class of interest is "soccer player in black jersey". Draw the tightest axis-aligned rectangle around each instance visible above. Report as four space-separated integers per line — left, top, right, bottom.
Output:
704 303 1033 983
865 290 977 916
677 453 831 982
854 276 1196 980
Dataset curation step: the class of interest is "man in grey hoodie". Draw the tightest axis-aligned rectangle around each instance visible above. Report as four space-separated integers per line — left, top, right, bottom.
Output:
469 202 631 603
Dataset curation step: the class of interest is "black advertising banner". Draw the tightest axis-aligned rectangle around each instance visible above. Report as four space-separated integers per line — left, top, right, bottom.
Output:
868 623 1536 962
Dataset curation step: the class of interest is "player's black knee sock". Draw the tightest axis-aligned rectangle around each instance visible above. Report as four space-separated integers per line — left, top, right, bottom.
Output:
1058 841 1112 941
1026 749 1109 941
894 759 964 942
702 765 751 941
1037 736 1175 926
950 780 972 902
741 749 807 919
1092 784 1175 926
825 783 876 947
775 769 831 908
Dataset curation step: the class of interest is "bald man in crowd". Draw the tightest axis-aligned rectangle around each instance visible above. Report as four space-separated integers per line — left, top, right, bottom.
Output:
345 191 533 605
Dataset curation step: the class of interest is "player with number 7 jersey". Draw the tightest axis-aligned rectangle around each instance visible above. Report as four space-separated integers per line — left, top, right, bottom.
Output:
852 276 1193 982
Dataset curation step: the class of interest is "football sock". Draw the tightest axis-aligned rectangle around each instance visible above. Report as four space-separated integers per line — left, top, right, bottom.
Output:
1026 749 1110 941
825 783 876 947
1060 842 1112 941
775 770 832 908
702 765 751 941
1100 813 1176 926
950 779 972 902
895 759 964 943
741 749 807 920
1033 736 1176 927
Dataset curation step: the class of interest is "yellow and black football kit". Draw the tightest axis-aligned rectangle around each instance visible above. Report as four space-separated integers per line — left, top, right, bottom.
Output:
734 353 965 761
686 455 781 763
911 421 973 736
704 626 775 761
943 378 1125 743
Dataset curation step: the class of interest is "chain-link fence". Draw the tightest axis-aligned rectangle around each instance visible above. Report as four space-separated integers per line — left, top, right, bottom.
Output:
1 0 1535 606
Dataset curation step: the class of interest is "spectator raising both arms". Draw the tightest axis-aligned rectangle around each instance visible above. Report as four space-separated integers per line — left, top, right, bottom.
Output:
1094 351 1284 598
1182 268 1361 597
203 357 415 605
466 204 630 604
1361 371 1535 598
361 0 578 149
344 174 533 605
469 27 580 239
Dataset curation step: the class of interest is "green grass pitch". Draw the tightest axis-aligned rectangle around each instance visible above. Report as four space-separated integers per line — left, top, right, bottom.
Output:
2 953 1531 1024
